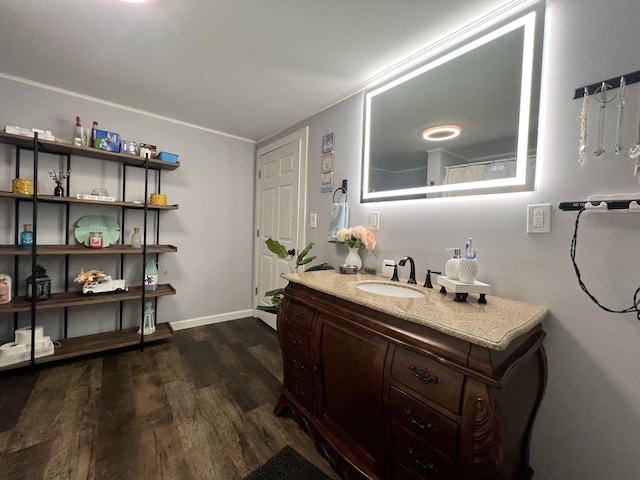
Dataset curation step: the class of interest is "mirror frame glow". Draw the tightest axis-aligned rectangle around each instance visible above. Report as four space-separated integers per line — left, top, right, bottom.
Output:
362 9 538 201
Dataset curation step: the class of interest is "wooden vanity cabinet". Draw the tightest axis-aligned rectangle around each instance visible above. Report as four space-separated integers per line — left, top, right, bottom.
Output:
274 282 547 480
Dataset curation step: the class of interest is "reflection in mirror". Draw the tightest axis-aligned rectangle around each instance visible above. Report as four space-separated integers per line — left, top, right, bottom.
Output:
362 2 544 202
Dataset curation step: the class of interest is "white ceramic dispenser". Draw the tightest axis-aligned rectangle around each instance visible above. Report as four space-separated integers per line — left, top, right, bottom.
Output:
445 248 461 280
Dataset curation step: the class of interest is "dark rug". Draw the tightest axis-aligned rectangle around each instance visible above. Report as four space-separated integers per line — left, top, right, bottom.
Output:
244 446 332 480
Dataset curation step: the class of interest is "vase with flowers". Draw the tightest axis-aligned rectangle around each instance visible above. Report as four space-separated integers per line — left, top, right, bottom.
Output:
48 170 70 197
336 226 377 271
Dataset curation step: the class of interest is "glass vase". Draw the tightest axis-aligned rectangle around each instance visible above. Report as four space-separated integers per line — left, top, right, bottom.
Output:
344 247 362 271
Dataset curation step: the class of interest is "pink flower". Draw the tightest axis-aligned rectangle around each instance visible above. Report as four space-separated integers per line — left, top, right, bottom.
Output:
351 226 367 239
362 230 376 250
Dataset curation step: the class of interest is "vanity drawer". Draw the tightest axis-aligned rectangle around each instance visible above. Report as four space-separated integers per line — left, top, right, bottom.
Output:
389 386 458 459
391 347 464 413
282 322 312 358
392 425 458 479
285 350 314 386
286 372 314 413
282 300 315 331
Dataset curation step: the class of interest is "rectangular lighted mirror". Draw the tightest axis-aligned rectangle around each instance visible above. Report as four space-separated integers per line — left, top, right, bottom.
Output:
362 1 544 202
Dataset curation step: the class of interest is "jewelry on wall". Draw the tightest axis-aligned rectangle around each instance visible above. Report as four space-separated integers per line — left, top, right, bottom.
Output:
579 87 588 162
615 76 626 155
593 82 615 157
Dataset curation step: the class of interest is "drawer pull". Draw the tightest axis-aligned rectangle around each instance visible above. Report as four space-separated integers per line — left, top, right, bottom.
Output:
293 359 306 371
403 408 436 431
406 448 439 473
294 309 305 318
289 334 303 346
409 365 440 385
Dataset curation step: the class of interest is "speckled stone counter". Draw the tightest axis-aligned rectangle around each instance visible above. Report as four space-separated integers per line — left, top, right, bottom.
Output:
282 270 548 351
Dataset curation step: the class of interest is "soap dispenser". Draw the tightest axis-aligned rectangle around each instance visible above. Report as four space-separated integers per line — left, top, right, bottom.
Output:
445 248 461 280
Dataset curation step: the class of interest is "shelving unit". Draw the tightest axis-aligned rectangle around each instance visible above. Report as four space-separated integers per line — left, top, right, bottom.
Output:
0 131 179 372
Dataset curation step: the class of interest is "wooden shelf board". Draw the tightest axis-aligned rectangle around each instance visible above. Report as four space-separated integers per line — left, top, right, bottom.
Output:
0 191 179 210
0 132 180 170
0 244 178 256
0 284 176 314
0 323 174 372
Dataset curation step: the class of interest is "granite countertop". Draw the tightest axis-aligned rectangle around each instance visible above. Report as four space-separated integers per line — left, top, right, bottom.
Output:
281 270 548 351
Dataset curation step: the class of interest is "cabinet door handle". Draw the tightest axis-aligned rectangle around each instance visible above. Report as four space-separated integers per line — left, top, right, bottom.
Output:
294 309 305 318
289 334 303 345
406 448 439 473
403 408 436 431
409 365 440 385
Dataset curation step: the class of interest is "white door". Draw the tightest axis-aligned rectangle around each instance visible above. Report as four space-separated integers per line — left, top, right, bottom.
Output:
254 128 308 329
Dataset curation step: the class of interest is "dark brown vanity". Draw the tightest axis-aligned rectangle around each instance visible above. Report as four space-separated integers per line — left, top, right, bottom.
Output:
274 272 548 479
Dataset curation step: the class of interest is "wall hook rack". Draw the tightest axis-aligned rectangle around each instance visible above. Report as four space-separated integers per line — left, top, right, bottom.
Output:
573 69 640 99
559 193 640 212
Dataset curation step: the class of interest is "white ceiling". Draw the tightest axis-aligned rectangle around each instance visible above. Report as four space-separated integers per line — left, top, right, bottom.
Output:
0 0 509 142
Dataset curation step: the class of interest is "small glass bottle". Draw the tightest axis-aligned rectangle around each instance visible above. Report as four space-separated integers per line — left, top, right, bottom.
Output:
131 227 142 248
20 224 33 250
73 116 83 146
90 120 98 148
88 231 103 248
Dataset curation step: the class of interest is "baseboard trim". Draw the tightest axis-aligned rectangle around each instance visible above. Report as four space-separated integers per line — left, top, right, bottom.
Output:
170 309 254 331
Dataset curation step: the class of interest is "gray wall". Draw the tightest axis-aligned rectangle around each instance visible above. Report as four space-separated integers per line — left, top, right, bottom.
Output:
259 0 640 477
0 76 256 340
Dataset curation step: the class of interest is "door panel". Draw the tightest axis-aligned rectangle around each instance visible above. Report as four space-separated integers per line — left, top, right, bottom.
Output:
254 128 307 328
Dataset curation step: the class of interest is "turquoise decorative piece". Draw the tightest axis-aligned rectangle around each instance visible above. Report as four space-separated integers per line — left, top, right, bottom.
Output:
74 215 120 247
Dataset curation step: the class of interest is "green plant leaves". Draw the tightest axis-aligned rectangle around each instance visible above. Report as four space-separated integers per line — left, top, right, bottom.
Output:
266 238 290 259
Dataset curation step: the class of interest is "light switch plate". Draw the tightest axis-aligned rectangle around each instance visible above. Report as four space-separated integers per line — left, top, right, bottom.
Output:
309 213 317 228
369 211 380 231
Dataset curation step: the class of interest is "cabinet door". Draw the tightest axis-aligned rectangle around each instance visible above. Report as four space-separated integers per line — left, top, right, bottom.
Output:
316 313 388 476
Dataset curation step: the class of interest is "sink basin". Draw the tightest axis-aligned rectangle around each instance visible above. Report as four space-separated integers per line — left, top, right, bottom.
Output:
356 282 425 298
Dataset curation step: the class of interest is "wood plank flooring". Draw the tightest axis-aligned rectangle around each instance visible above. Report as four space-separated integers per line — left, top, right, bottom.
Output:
0 318 339 480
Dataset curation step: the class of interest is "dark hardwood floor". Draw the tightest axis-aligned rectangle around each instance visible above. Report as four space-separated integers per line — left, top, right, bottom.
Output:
0 318 339 480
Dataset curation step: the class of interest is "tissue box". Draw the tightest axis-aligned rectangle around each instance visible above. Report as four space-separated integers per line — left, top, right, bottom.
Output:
94 129 120 152
120 140 139 156
157 151 179 163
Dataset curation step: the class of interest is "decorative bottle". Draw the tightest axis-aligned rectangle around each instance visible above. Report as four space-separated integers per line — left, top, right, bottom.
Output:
445 247 461 280
73 116 83 146
131 227 142 248
90 120 99 148
144 259 158 291
20 224 33 250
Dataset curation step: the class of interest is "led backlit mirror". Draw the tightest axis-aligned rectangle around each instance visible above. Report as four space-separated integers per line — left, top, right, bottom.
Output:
362 4 544 201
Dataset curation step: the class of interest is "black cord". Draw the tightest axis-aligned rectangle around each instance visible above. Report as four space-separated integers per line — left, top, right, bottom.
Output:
570 208 640 320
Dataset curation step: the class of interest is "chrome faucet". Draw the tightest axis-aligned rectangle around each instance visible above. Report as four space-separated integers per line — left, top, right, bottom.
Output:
398 256 417 284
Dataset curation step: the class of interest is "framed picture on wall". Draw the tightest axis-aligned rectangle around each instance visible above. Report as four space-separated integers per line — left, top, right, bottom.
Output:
321 172 333 192
322 132 334 154
321 153 334 173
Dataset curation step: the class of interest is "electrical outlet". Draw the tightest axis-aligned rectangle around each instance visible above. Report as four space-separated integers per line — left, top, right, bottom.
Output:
309 213 317 228
369 211 380 231
527 204 551 233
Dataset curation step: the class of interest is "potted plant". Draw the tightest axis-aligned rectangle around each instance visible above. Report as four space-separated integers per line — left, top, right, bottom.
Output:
257 239 333 314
